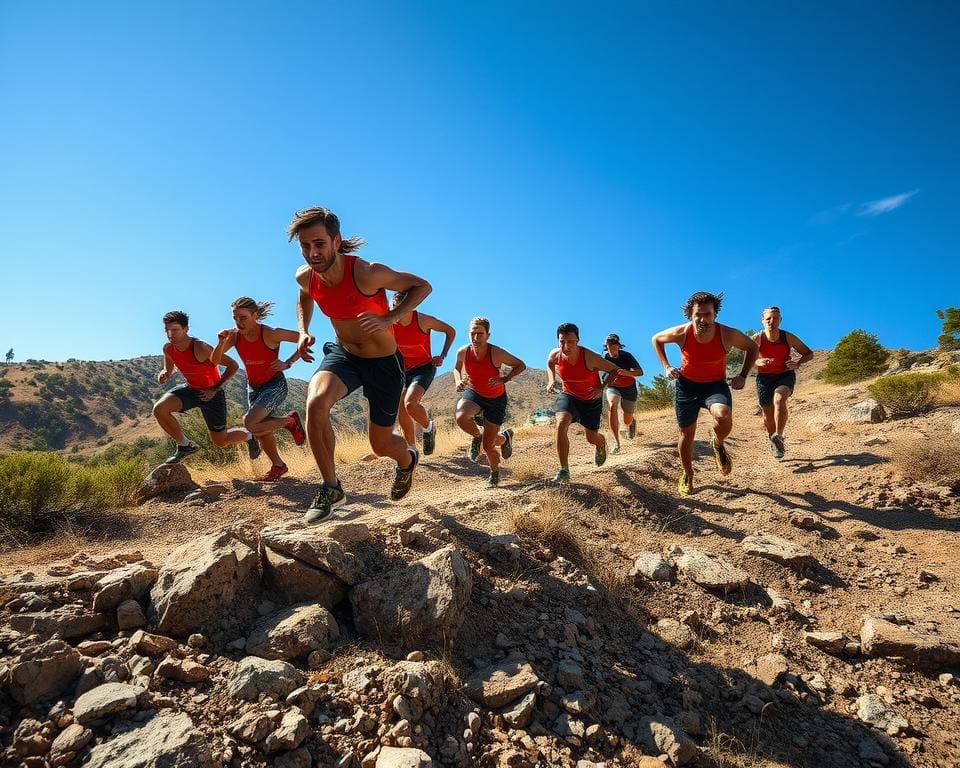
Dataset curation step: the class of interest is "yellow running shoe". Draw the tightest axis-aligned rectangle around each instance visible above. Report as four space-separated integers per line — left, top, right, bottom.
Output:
710 430 733 476
677 471 694 495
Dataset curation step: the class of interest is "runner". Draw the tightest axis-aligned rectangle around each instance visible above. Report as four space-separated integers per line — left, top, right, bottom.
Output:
546 323 623 484
289 206 431 523
652 291 758 495
752 306 813 458
153 310 255 464
391 292 456 456
210 297 308 482
602 333 644 453
453 317 526 488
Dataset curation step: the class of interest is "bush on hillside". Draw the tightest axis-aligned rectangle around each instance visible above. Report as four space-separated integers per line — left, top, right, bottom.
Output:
821 329 888 385
636 375 675 411
0 451 146 545
937 307 960 351
868 371 946 416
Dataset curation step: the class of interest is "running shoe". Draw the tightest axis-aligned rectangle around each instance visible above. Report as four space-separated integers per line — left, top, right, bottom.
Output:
422 420 436 456
286 411 306 446
305 482 346 524
164 441 199 464
677 471 694 495
628 420 637 439
551 468 571 485
486 468 500 488
257 464 289 482
710 430 732 475
595 442 607 467
770 433 786 459
391 448 419 501
612 444 621 455
469 435 482 462
500 429 513 459
247 435 262 461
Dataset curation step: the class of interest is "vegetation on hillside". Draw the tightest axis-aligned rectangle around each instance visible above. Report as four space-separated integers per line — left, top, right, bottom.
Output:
937 307 960 351
869 366 959 417
820 329 888 384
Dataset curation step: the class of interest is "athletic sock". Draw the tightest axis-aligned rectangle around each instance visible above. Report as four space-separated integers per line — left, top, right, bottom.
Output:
178 438 191 447
426 419 434 432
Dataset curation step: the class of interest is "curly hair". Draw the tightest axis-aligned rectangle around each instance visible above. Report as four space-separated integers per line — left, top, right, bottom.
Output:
231 297 274 318
286 206 365 254
162 310 189 328
682 291 723 319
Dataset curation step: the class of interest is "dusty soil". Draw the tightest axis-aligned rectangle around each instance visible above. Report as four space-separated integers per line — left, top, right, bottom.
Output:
3 366 959 767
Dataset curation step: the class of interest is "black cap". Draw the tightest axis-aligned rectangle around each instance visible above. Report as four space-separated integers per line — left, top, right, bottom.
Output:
605 333 624 348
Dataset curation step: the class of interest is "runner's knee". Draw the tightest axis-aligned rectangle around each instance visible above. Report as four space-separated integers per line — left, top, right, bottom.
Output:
209 431 229 447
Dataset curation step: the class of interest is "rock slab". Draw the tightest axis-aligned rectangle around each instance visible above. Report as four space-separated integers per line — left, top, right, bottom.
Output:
245 603 340 661
84 712 213 767
741 532 816 569
466 661 540 709
672 546 751 592
860 614 960 668
6 639 83 705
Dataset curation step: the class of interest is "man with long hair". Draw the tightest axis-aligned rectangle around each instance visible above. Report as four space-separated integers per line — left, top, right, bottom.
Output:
289 207 431 523
652 292 758 495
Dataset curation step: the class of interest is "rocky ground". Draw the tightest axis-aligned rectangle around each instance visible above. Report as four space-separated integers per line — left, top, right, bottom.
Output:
1 369 959 768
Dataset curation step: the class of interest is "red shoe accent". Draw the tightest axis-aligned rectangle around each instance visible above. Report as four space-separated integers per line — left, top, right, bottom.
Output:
287 411 306 446
257 465 289 482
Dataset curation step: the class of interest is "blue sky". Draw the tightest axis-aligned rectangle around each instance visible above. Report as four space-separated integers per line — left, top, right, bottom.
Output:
2 1 957 383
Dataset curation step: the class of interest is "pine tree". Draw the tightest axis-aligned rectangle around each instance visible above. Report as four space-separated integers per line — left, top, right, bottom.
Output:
936 308 960 351
821 330 888 384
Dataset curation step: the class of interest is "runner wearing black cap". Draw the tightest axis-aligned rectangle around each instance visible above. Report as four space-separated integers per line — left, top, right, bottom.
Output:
602 333 644 453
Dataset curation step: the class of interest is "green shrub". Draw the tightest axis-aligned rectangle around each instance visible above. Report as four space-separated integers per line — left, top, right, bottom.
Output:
821 329 888 385
636 375 675 411
869 370 948 416
0 452 72 520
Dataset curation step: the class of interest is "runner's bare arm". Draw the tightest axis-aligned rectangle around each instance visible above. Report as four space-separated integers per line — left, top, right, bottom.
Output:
584 349 620 399
546 349 561 392
723 327 759 390
295 266 317 363
210 329 238 367
651 324 687 379
355 261 431 335
265 327 304 370
453 347 469 392
785 332 814 370
490 346 526 385
157 345 175 385
420 313 457 366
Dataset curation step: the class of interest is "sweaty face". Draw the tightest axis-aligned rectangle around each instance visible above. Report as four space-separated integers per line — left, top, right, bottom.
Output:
299 223 341 274
233 309 257 332
762 310 781 332
469 324 489 348
691 303 716 333
558 332 579 356
164 323 187 343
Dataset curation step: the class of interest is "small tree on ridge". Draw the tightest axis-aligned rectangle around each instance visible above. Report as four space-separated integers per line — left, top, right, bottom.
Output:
821 329 888 385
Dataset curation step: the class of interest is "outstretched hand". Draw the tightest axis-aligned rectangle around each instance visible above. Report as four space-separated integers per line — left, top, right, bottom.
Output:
217 328 237 344
356 312 390 335
298 333 316 364
157 370 170 385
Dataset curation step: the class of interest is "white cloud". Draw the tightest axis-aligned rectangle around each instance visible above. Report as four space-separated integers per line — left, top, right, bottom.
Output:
809 203 851 226
857 189 919 217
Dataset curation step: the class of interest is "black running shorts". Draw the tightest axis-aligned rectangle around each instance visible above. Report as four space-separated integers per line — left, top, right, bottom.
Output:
460 388 507 426
555 392 603 432
318 342 405 428
674 375 732 428
404 362 437 393
756 370 796 408
170 385 228 433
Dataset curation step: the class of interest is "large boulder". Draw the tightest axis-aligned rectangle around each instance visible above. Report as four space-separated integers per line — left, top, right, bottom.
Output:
350 546 472 648
149 530 258 637
136 464 198 504
639 717 699 765
6 639 83 705
245 604 340 661
74 682 146 726
92 563 159 612
261 545 348 607
260 522 368 584
466 661 539 708
670 546 752 593
84 712 213 767
845 400 886 423
630 552 674 583
741 533 817 569
860 614 960 668
9 604 106 640
376 746 434 767
226 657 304 701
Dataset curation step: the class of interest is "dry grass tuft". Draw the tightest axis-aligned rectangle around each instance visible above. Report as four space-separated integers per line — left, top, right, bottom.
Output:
936 377 960 406
891 434 960 486
506 488 584 560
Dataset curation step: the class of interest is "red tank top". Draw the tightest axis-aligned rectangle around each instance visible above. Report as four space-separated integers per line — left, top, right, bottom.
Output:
464 345 505 398
757 330 791 374
167 340 221 389
236 325 280 387
393 312 432 371
308 254 389 321
680 324 727 383
557 348 601 400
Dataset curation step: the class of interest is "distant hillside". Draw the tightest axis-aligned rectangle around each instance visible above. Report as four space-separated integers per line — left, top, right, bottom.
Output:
421 368 554 426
